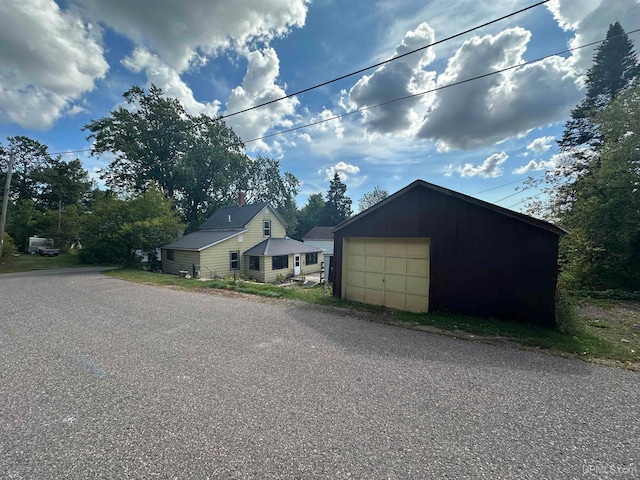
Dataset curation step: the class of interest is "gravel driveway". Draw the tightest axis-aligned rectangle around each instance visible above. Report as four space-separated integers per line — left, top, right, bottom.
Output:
1 269 638 479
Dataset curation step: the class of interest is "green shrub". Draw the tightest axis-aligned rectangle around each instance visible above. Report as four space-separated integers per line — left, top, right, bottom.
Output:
1 234 16 258
555 290 579 334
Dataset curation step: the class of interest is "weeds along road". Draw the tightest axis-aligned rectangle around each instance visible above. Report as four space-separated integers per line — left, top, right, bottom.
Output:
1 269 638 479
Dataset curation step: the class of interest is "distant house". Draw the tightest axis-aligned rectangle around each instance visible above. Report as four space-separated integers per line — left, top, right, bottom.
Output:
303 226 335 283
302 226 334 254
332 180 567 327
161 200 322 282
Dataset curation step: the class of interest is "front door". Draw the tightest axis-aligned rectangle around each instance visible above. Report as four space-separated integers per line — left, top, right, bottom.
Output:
294 254 301 275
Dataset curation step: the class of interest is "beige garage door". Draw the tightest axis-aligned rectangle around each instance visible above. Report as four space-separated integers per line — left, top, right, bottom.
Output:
342 237 430 312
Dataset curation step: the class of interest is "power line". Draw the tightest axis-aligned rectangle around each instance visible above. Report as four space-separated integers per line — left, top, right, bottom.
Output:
219 0 551 120
508 198 528 209
240 29 640 146
473 173 544 195
45 1 551 157
46 26 640 157
494 184 536 203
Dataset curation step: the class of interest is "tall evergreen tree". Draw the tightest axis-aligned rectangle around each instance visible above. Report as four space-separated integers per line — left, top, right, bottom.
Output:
321 173 352 226
560 22 639 150
538 22 639 223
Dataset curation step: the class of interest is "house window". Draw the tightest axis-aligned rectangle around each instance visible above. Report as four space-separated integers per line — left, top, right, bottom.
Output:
263 220 271 237
250 256 260 271
272 255 288 270
230 251 239 270
305 252 318 265
167 249 174 260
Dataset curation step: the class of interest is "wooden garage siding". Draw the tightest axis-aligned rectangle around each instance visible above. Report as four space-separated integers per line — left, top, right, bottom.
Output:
333 185 561 326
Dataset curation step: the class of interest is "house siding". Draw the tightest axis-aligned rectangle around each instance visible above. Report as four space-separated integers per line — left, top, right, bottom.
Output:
162 205 288 279
162 249 200 276
245 256 266 283
243 252 322 283
302 254 322 275
243 207 287 245
198 236 245 279
333 185 561 326
264 254 291 283
303 239 334 255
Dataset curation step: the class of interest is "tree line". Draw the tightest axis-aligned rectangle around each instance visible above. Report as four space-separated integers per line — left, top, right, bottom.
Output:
531 21 640 291
1 85 386 264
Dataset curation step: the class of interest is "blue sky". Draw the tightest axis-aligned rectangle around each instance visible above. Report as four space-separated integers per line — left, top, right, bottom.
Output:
1 0 639 212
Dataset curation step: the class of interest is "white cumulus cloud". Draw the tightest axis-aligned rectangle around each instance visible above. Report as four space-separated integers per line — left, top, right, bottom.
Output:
513 159 556 174
527 136 556 153
322 161 360 181
0 0 108 129
224 47 299 151
547 0 640 76
457 152 509 178
417 28 581 151
349 22 437 135
75 0 310 72
122 48 221 117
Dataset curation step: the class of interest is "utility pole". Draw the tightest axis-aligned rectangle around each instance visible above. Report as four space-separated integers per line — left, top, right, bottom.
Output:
0 150 15 259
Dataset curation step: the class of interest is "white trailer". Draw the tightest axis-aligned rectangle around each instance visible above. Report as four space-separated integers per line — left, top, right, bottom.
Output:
27 236 54 254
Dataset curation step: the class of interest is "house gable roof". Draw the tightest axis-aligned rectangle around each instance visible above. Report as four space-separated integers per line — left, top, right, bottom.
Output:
243 238 323 257
162 229 246 251
302 226 334 241
332 179 568 236
199 202 287 230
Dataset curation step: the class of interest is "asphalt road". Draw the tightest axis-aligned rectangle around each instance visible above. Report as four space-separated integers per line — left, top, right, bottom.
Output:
1 269 638 479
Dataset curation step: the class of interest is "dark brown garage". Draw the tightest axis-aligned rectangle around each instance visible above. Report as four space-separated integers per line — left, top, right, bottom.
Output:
332 180 567 327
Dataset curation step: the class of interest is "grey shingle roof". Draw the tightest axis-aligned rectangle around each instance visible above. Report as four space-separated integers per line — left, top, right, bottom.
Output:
302 226 334 240
243 238 323 257
162 229 245 251
199 202 287 230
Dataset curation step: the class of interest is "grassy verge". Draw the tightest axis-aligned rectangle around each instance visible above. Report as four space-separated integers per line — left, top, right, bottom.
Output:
0 252 85 273
104 268 639 369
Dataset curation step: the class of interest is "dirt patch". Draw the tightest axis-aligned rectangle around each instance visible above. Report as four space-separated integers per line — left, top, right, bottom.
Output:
577 300 640 328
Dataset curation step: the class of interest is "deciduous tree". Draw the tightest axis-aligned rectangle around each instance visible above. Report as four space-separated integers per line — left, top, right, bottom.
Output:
295 193 326 239
358 186 388 212
560 82 640 289
85 85 299 233
79 187 184 265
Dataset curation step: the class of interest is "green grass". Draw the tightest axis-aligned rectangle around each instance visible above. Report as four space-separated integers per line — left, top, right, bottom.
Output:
0 251 85 273
395 309 632 361
105 268 345 305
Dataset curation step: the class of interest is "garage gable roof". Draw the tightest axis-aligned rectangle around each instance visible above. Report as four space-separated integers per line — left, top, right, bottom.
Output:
243 238 323 257
162 229 246 251
333 179 568 236
199 202 287 230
